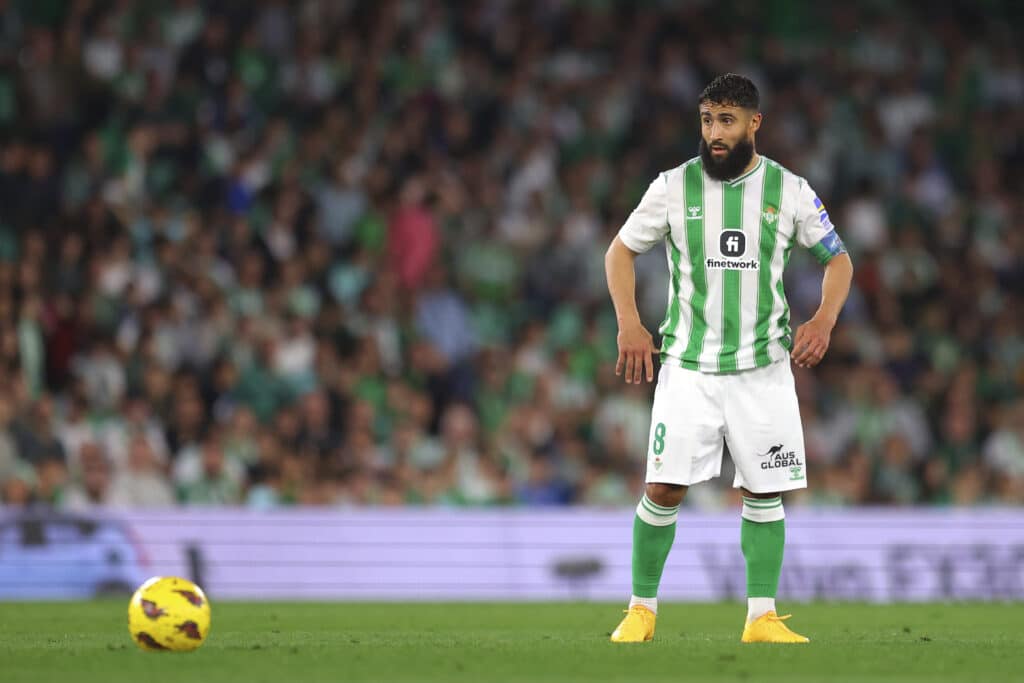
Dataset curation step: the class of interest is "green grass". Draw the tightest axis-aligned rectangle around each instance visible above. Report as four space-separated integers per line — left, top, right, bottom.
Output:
1 602 1023 682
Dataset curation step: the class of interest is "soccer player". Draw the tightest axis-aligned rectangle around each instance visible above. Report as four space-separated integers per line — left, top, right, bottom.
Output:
604 74 853 644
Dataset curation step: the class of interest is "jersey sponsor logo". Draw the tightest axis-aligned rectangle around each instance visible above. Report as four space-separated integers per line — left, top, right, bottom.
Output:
705 257 759 270
762 205 779 225
686 206 703 220
758 443 803 471
812 196 835 231
708 230 755 270
720 230 746 257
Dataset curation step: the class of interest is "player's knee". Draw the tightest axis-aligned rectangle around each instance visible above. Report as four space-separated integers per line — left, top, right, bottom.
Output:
645 482 687 508
741 488 781 500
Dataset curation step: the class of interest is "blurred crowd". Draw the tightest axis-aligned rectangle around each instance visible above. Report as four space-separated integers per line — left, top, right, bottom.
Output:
0 0 1022 510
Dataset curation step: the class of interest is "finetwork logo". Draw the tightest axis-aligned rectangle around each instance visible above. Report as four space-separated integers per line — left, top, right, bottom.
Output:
721 230 745 256
706 257 759 270
708 230 756 270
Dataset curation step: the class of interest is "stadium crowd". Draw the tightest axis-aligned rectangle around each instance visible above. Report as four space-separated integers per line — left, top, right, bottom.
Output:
0 0 1022 510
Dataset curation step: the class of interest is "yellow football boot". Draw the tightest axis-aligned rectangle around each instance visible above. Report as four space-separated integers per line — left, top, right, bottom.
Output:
610 605 656 643
741 611 810 643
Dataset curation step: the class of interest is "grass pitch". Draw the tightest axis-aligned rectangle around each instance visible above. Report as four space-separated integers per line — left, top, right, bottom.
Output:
2 601 1022 682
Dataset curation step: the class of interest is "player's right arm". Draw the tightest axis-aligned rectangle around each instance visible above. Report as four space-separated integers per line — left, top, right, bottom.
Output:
605 174 670 385
606 237 657 384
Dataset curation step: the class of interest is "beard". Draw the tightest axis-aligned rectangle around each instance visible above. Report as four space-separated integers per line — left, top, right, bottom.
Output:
699 137 756 181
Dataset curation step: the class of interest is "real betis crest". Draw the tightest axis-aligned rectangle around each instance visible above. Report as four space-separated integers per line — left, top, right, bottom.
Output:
762 205 779 225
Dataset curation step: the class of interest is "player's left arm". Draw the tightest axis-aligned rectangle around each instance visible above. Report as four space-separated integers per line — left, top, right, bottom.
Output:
792 252 852 368
791 180 854 369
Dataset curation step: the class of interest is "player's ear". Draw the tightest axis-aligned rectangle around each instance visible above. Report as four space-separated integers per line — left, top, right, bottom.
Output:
749 111 762 133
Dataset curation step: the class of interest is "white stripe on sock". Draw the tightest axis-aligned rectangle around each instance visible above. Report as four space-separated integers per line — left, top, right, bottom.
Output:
636 496 679 527
741 499 785 523
630 595 658 615
747 597 776 622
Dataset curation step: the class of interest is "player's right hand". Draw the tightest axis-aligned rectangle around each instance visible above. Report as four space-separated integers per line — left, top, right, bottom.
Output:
615 322 658 384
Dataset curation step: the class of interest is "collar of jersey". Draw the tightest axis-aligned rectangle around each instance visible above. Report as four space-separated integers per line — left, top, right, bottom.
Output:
722 155 764 186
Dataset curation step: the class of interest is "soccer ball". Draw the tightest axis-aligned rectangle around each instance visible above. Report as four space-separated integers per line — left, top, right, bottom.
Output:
127 576 211 652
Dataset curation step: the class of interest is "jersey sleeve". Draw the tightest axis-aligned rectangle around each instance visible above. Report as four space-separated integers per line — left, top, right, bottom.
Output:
794 178 848 265
617 174 669 254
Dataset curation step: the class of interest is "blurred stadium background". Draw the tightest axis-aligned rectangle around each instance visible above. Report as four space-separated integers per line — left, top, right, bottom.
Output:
0 0 1023 603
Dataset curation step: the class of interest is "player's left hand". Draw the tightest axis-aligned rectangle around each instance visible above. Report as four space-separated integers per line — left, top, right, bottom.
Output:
791 316 834 368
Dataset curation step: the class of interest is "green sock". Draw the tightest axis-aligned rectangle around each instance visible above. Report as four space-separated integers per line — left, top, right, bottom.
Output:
741 517 786 597
631 495 678 598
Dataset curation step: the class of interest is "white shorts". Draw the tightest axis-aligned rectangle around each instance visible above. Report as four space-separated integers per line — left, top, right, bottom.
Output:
645 359 807 493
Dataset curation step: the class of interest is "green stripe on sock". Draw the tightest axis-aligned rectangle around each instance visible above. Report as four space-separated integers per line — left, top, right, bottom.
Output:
632 511 677 598
743 498 783 508
741 517 785 598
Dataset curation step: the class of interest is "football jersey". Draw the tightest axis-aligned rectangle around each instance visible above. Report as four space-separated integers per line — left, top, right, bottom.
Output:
618 155 847 373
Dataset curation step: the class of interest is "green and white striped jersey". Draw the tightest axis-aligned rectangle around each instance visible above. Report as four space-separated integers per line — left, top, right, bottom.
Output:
618 155 847 374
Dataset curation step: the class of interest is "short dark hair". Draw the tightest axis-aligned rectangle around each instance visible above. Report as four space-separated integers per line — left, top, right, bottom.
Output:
699 73 759 110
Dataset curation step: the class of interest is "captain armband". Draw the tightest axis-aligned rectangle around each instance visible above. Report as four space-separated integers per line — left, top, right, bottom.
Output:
809 231 847 265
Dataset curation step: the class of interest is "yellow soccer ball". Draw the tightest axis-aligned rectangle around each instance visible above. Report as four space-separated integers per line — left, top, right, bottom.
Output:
127 577 212 652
